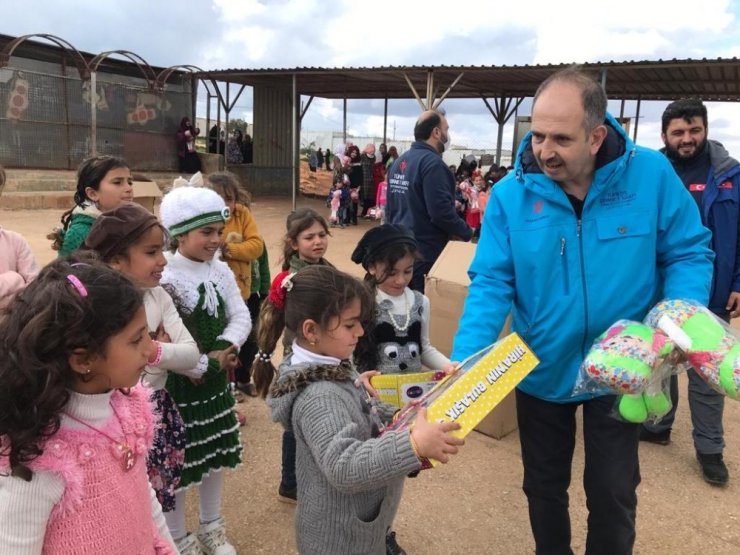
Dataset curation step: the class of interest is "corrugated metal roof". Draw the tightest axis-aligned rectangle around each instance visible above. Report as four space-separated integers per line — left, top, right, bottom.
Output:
195 58 740 101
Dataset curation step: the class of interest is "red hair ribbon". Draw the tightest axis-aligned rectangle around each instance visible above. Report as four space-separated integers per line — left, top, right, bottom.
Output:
268 271 295 311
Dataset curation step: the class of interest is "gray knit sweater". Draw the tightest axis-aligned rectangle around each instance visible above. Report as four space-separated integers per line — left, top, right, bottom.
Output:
268 358 422 555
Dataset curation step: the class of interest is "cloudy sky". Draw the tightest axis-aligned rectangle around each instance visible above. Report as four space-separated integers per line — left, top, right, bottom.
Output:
3 0 740 155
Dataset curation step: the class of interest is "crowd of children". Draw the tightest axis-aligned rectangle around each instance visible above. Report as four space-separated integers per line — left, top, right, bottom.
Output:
0 156 469 555
452 157 508 240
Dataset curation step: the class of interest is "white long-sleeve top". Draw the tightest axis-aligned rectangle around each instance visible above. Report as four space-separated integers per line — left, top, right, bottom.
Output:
143 286 202 388
162 251 251 349
377 288 451 370
0 390 176 554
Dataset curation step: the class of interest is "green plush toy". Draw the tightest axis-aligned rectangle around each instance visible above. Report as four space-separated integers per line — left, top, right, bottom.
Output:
581 320 674 423
646 299 740 400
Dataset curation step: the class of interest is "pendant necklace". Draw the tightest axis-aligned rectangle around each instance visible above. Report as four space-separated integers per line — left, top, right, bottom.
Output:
63 403 136 472
388 291 412 333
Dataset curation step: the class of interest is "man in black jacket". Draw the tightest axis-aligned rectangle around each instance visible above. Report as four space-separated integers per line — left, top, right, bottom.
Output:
386 110 472 292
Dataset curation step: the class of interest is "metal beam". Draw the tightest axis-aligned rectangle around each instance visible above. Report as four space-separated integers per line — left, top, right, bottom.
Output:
300 95 314 121
633 96 642 142
432 72 465 110
342 98 347 142
383 97 388 145
292 73 298 210
402 72 427 111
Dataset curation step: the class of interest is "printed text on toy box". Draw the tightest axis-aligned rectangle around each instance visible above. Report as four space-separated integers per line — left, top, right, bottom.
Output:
445 344 526 420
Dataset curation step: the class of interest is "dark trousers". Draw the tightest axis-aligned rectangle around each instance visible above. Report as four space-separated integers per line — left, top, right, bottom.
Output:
236 293 262 384
516 389 641 555
409 260 434 294
345 197 359 224
281 430 297 489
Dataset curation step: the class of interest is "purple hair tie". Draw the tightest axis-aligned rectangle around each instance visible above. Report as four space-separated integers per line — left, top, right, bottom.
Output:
66 275 88 297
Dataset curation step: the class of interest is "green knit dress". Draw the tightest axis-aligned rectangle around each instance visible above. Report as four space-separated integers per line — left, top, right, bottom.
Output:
166 283 242 488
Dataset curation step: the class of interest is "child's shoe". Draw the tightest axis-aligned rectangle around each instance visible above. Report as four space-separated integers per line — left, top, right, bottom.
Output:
386 529 407 555
175 533 205 555
197 517 237 555
278 482 297 504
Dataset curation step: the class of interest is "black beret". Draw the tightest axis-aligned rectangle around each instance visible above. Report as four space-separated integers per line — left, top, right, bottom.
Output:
351 224 417 270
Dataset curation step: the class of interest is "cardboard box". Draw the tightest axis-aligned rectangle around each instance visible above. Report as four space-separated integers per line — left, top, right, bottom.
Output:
425 241 516 439
371 371 445 408
386 333 539 467
132 181 163 213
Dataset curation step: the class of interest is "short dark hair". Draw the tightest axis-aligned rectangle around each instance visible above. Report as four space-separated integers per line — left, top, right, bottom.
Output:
414 112 443 141
661 99 708 134
533 66 607 132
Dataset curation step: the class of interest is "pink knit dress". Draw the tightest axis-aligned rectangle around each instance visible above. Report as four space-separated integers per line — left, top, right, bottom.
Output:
1 386 175 554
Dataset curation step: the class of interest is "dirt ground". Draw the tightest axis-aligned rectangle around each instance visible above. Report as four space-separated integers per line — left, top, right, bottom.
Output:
2 196 739 554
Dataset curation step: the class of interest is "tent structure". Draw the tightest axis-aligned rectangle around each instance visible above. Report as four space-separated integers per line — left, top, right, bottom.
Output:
195 58 740 203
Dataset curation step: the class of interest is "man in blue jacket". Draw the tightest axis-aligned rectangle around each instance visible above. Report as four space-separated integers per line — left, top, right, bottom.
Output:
640 99 739 486
386 110 472 292
452 69 714 554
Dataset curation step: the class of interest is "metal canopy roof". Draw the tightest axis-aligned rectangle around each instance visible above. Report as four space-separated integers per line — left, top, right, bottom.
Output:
195 58 740 102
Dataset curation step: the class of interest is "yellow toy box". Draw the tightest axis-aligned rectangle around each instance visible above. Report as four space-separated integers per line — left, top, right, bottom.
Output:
384 333 539 468
370 371 446 408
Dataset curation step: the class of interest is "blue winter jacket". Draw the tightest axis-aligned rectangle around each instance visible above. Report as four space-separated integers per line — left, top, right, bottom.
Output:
451 114 714 403
663 140 740 315
386 141 472 265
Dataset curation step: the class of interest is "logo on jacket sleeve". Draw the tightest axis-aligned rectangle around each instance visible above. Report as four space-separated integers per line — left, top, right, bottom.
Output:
534 200 543 214
720 181 733 189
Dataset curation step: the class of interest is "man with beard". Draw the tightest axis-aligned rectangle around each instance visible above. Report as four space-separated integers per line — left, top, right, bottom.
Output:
452 68 713 554
640 99 740 486
385 110 472 292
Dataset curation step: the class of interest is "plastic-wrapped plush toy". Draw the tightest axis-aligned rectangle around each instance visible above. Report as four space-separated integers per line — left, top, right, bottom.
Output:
576 320 674 423
645 299 740 400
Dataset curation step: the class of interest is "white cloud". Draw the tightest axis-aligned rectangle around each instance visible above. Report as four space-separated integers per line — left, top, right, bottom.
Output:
1 0 739 154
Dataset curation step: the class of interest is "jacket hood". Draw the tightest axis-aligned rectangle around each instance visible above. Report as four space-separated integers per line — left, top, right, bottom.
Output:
267 360 355 428
518 113 629 177
706 140 740 179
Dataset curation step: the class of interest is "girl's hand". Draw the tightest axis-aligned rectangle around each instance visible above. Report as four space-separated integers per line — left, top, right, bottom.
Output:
154 323 171 344
209 345 239 372
358 370 380 398
440 362 458 376
410 407 464 464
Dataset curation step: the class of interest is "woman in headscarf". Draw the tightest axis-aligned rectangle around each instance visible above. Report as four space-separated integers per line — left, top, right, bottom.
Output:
176 117 202 173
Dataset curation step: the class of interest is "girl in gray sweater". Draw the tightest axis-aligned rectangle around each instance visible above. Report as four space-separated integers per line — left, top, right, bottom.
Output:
252 265 464 555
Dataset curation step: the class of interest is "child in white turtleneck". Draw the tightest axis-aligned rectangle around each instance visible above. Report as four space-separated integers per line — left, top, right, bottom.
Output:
83 202 201 522
0 256 177 554
351 223 455 376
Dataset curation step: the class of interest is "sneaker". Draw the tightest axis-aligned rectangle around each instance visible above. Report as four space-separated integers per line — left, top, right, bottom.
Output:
639 427 671 446
197 517 237 555
386 529 407 555
278 483 297 504
697 452 729 486
176 533 205 555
